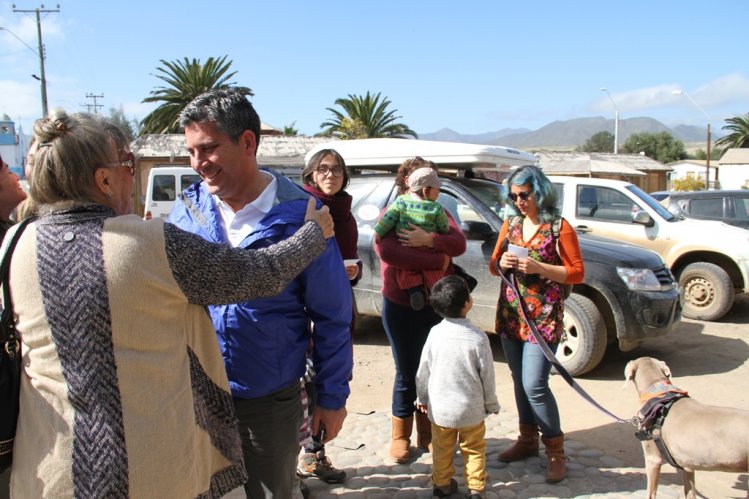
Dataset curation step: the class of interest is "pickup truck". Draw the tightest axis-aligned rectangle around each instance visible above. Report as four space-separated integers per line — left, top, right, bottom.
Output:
550 176 749 321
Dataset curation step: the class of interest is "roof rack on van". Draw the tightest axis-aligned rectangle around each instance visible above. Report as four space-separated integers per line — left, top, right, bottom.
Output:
304 138 537 174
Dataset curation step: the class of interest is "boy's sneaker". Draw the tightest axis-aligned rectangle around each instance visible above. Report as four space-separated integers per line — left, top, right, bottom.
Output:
432 478 457 497
408 287 425 311
468 490 486 499
298 451 346 484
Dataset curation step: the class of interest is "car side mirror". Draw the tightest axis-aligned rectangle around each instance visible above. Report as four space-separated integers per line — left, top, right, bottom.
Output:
461 220 495 241
632 209 654 227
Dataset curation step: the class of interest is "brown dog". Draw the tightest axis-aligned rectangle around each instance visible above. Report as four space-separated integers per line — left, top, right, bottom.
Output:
624 357 749 499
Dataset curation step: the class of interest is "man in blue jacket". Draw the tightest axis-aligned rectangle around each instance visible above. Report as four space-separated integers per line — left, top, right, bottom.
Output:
168 88 352 499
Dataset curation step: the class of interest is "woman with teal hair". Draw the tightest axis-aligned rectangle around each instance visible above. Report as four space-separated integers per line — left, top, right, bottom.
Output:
489 165 584 483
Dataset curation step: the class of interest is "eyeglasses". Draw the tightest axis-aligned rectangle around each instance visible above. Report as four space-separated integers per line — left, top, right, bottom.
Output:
508 191 533 202
315 166 344 178
109 159 135 176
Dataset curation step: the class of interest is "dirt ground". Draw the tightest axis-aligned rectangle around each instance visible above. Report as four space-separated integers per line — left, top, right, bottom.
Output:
348 295 749 498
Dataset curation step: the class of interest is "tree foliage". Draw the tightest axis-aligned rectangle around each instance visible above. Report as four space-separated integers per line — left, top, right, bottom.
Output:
108 106 139 143
621 132 687 163
283 121 299 136
672 176 705 191
715 113 749 149
140 56 252 135
579 131 614 153
690 147 723 161
319 91 417 139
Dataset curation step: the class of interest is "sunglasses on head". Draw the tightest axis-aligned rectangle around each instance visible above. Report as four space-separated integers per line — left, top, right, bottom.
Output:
508 191 532 202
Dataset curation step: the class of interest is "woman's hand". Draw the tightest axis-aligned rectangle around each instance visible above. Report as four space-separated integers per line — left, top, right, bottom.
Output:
304 197 334 238
345 263 360 280
517 257 542 275
397 223 435 248
499 252 518 272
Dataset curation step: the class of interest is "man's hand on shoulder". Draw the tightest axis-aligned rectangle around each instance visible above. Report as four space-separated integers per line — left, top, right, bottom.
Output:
311 406 347 444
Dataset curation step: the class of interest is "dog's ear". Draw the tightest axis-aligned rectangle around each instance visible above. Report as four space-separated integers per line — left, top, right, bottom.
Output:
623 361 636 389
655 359 672 379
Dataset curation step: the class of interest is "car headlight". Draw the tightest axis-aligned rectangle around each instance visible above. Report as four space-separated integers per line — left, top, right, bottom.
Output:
616 268 661 291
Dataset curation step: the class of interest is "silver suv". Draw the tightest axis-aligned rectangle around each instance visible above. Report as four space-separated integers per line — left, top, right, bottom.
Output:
651 190 749 229
349 173 681 376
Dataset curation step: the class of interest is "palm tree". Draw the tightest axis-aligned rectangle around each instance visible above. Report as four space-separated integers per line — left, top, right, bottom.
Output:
140 56 252 135
715 113 749 149
319 92 417 139
283 121 299 136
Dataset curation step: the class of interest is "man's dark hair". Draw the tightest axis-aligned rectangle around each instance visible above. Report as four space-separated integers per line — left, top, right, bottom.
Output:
179 88 261 151
429 275 470 318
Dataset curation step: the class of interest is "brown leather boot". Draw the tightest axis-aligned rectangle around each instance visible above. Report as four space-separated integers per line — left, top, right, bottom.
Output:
390 415 413 463
414 411 432 452
542 433 567 482
498 423 539 462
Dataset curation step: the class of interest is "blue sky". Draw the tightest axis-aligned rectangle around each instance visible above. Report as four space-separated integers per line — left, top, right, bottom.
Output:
1 1 748 138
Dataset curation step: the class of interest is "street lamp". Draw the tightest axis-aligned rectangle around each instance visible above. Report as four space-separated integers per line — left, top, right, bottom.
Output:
673 89 712 190
600 87 620 154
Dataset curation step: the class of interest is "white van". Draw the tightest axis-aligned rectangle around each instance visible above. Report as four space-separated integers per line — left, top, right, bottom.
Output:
144 166 201 220
304 138 538 180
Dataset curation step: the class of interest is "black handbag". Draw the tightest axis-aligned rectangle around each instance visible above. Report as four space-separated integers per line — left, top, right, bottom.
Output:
453 263 478 292
0 218 33 474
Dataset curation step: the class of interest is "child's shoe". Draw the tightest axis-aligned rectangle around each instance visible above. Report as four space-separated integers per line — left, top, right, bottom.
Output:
432 478 457 497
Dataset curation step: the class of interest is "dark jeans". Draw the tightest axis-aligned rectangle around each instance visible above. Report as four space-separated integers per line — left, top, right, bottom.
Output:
501 336 561 437
234 382 303 499
381 298 441 417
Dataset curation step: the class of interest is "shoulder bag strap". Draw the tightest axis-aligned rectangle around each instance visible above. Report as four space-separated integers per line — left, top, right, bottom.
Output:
2 217 35 359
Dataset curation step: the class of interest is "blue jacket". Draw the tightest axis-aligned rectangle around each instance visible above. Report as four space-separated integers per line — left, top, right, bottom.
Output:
167 169 353 410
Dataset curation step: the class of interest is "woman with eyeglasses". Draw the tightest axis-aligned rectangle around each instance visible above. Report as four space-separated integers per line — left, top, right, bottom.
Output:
374 157 466 464
295 148 359 485
3 110 335 498
488 165 584 483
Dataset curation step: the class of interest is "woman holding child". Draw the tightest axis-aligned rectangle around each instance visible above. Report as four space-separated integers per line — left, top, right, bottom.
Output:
374 157 466 463
489 165 584 483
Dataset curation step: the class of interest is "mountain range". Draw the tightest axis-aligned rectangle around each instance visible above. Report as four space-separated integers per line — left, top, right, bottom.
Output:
419 116 719 151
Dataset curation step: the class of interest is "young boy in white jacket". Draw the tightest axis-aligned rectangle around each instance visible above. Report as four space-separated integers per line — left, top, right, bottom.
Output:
416 275 500 499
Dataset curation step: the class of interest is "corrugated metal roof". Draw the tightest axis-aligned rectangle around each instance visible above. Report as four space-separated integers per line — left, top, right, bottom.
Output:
130 134 332 167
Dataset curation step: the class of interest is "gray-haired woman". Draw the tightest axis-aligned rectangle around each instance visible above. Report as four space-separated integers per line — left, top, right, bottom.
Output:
3 110 333 498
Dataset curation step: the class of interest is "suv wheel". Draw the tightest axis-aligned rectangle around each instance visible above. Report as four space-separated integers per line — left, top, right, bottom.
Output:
556 294 606 376
679 262 734 321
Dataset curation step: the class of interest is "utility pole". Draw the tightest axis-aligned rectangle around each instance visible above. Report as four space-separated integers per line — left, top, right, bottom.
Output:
13 4 61 117
83 93 104 114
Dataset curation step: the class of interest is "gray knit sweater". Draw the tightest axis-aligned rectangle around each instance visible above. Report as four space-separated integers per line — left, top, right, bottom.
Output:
416 318 500 429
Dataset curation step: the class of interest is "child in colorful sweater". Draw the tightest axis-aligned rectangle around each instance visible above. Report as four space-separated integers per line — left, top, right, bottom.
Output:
373 167 449 310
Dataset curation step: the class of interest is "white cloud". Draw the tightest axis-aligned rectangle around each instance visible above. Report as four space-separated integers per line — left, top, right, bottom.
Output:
589 73 749 126
0 80 43 125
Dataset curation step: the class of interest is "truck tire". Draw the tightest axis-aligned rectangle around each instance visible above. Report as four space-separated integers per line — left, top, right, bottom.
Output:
679 262 734 321
556 293 607 376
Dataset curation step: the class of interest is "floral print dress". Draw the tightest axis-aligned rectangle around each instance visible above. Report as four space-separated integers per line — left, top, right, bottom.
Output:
495 217 566 344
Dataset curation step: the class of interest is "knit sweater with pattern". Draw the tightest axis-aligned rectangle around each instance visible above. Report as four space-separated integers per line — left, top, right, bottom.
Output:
416 317 500 429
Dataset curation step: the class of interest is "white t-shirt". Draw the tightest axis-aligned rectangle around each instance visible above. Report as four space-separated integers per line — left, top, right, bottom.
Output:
215 170 278 247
